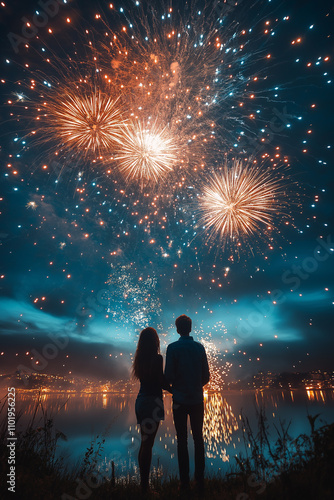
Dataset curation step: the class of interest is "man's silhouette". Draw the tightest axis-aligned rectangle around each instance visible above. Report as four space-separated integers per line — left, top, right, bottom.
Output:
165 314 210 491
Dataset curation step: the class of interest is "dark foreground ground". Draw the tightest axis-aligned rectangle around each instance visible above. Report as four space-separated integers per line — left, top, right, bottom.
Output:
1 397 334 499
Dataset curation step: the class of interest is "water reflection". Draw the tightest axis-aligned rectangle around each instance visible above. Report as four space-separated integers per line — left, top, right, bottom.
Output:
5 389 334 474
203 392 238 462
306 389 327 402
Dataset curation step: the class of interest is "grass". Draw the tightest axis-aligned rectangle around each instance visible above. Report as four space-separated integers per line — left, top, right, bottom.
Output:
0 393 334 499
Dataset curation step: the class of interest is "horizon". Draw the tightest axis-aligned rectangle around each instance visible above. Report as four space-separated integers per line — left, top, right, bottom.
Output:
1 0 333 383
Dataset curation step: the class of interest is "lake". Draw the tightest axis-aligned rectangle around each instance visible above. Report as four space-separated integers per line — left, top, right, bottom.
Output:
5 389 334 479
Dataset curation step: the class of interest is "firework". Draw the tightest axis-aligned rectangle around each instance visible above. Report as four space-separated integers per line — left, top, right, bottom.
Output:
26 201 37 210
116 121 178 184
15 1 272 181
106 262 162 328
201 338 231 391
41 87 123 157
198 160 289 249
98 1 258 154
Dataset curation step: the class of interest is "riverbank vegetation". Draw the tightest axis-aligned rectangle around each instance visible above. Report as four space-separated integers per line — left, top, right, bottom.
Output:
0 394 333 499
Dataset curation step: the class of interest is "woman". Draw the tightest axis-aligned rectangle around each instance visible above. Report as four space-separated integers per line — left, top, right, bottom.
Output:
133 327 171 493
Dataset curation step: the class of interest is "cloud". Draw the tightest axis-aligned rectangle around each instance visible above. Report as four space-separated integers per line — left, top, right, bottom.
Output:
0 297 71 334
286 290 331 307
0 297 131 380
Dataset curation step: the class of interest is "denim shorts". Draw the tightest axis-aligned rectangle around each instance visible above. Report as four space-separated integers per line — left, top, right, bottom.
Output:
135 395 165 426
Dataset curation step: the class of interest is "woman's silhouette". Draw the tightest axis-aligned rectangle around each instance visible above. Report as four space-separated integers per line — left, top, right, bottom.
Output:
133 327 171 493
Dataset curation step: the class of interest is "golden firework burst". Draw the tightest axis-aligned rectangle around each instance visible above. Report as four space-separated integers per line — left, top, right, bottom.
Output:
43 88 123 156
116 121 178 184
199 160 288 247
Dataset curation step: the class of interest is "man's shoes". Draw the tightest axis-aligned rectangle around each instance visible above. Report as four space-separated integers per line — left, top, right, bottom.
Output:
178 482 190 497
195 479 205 497
140 486 159 497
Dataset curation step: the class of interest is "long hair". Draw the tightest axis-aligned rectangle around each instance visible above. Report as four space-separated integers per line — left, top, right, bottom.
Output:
132 327 160 380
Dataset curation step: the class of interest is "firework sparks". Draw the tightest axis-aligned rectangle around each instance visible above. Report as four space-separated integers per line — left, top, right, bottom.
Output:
26 201 37 210
116 121 178 184
40 87 123 157
199 160 289 249
14 1 280 185
106 262 162 328
201 338 231 391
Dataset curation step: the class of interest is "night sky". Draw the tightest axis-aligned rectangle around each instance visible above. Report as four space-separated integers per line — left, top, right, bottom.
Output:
0 0 333 383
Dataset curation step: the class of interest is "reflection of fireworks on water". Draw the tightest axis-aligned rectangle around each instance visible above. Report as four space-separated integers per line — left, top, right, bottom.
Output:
203 393 239 461
106 262 162 328
199 160 291 251
116 121 178 184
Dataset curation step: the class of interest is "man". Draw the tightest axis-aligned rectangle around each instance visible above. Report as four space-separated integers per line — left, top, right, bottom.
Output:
165 314 210 492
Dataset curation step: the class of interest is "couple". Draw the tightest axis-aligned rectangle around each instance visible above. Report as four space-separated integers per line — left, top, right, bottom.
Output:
132 314 210 494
